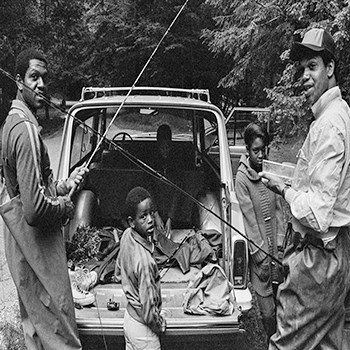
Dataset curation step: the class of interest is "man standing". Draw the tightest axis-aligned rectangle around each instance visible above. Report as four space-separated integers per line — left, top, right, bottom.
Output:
260 28 350 349
1 48 87 349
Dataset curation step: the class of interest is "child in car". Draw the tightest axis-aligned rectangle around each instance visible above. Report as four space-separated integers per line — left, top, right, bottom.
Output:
118 186 166 350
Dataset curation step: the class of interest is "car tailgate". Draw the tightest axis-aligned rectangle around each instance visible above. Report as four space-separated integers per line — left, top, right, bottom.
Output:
76 284 242 338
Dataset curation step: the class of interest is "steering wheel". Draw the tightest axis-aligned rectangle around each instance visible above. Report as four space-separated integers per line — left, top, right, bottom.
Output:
111 132 134 147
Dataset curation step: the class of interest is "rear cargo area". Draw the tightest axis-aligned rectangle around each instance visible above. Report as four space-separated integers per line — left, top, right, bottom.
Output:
76 265 242 340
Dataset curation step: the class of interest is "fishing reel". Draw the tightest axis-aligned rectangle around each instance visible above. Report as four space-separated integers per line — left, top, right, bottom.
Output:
107 299 120 311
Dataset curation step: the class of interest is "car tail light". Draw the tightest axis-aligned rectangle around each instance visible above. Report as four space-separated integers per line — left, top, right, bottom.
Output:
232 239 248 288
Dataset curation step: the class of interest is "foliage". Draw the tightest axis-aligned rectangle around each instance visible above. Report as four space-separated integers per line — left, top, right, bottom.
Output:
81 0 226 104
202 0 293 106
0 311 26 350
2 0 350 132
264 63 312 142
66 225 102 266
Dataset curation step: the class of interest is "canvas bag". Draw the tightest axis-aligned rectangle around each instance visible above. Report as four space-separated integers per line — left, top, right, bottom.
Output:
182 263 236 316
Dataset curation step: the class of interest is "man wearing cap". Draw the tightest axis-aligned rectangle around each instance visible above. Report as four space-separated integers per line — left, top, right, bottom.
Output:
260 28 350 349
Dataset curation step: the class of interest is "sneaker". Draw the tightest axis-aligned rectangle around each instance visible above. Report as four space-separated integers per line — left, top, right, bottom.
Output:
71 268 98 291
71 281 95 306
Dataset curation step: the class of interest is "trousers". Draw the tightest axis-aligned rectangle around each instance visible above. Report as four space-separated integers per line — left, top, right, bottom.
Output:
123 309 161 350
269 227 350 350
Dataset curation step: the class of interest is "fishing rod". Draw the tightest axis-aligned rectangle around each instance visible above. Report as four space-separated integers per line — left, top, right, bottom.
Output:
0 68 283 268
83 0 191 171
0 2 193 349
0 4 285 272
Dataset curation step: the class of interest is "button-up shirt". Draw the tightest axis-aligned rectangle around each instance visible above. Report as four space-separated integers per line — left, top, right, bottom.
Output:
285 86 350 241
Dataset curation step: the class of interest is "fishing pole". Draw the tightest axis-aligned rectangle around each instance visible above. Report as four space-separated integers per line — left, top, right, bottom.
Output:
83 0 191 171
0 2 193 349
0 65 283 267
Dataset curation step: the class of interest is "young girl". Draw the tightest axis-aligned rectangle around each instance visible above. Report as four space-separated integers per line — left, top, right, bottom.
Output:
235 123 285 340
118 186 166 349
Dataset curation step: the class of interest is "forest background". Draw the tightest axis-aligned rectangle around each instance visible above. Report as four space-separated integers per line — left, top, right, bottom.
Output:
1 0 350 140
1 1 350 349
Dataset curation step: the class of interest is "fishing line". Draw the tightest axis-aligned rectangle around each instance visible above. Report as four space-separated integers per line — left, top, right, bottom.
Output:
83 0 191 170
0 66 283 266
0 1 201 348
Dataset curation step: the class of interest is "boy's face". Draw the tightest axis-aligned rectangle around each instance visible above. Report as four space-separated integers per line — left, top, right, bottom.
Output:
129 197 155 238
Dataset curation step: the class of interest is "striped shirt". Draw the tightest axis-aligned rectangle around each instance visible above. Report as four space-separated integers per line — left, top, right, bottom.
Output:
2 100 71 226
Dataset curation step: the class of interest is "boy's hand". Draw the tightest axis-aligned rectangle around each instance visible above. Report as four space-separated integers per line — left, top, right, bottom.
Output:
154 211 165 232
165 218 172 239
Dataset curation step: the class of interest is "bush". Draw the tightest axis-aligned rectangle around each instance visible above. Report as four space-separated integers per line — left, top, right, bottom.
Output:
66 225 102 266
0 306 26 350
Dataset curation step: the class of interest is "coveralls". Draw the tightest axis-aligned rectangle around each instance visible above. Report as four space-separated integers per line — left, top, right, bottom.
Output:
270 86 350 350
1 100 81 350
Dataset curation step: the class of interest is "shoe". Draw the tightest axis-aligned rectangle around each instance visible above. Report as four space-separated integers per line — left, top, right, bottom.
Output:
70 267 98 291
71 281 95 306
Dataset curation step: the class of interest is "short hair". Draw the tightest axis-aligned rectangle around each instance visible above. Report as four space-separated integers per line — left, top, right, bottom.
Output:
157 124 172 142
244 122 269 149
15 48 47 79
125 186 152 219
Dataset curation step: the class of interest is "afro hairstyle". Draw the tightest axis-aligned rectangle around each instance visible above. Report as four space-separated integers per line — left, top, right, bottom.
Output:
124 186 154 219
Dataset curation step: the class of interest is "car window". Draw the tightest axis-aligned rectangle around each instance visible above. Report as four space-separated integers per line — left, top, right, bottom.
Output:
102 107 193 140
70 106 218 169
70 117 94 168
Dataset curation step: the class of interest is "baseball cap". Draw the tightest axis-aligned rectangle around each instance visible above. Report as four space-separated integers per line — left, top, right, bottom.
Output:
290 28 336 61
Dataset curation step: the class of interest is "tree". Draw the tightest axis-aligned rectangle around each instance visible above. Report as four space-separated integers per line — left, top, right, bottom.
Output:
79 0 226 105
0 0 43 120
203 0 350 137
202 0 293 107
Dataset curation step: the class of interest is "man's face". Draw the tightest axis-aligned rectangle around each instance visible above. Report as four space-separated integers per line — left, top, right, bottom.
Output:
298 55 333 106
17 58 48 111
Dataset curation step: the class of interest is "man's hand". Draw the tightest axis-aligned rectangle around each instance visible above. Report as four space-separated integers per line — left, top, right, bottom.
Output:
62 195 75 220
66 163 89 195
259 171 286 196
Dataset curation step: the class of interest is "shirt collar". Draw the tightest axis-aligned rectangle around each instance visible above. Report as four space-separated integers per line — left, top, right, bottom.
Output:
239 154 261 181
10 100 40 129
130 228 154 254
311 86 341 120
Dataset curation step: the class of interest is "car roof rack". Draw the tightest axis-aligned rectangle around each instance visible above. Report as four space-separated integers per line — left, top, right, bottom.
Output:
80 86 211 103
